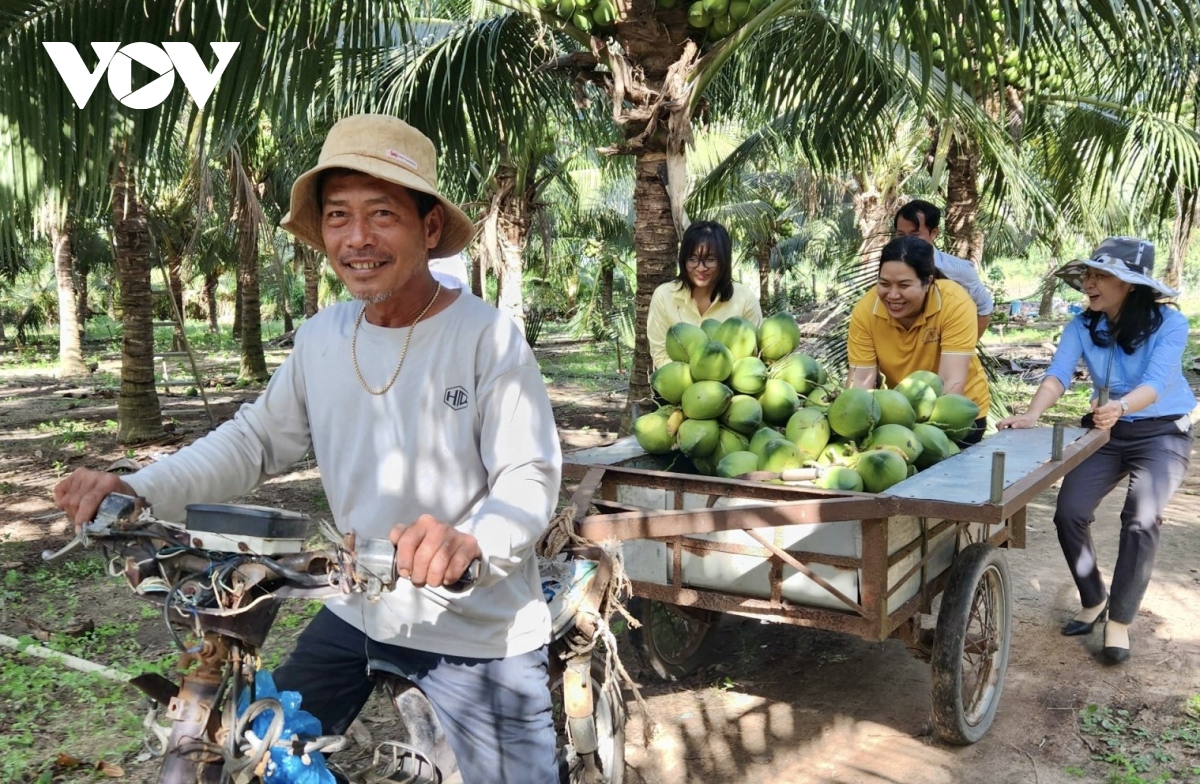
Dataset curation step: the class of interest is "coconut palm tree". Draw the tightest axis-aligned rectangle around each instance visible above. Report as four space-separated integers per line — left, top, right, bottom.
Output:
1 0 411 440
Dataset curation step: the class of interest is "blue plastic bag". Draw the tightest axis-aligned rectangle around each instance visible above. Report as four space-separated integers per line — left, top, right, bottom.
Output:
236 671 336 784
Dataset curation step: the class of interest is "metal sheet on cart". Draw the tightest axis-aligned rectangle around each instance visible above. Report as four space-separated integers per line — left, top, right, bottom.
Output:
886 426 1089 504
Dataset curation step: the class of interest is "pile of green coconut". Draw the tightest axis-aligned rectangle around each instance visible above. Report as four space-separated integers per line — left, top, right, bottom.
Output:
632 313 982 493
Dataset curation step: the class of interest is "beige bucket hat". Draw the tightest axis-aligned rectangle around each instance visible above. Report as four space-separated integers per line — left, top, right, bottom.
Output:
280 114 474 259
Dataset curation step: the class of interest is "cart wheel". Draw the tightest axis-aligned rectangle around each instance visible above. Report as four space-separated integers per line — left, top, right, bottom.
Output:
628 598 720 681
930 542 1012 745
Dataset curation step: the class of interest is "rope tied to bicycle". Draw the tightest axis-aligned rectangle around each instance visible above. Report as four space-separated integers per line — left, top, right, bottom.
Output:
538 503 657 743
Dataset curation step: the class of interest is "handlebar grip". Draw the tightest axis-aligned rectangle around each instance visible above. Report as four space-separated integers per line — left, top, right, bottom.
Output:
354 539 480 593
443 559 480 593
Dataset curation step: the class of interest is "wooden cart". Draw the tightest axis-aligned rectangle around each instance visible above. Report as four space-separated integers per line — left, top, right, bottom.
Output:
562 425 1109 744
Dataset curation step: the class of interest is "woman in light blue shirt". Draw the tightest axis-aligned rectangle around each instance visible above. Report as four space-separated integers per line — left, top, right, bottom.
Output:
998 237 1195 665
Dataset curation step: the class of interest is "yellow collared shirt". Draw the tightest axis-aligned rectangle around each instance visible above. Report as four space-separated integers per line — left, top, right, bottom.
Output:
848 279 990 415
648 280 763 369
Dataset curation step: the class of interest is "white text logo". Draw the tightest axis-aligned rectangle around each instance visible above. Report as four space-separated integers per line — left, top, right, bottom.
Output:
42 42 240 110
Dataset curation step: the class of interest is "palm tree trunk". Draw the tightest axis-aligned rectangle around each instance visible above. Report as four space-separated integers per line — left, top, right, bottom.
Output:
204 270 220 332
167 254 185 351
112 155 163 442
1166 187 1198 292
1038 235 1063 318
470 247 484 299
235 202 269 381
626 148 680 430
51 219 87 377
232 273 244 340
600 256 614 312
852 180 900 270
75 257 90 333
496 190 529 334
299 239 319 318
755 244 771 312
945 131 984 265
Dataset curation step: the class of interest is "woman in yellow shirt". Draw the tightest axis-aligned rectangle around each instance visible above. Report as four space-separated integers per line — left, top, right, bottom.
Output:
847 236 989 443
647 221 763 369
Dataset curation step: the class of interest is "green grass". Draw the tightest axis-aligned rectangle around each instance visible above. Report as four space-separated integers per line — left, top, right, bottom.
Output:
535 328 627 393
0 316 291 374
1072 701 1200 783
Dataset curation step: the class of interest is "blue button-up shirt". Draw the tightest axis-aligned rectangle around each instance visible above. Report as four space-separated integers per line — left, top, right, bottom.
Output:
1045 307 1196 420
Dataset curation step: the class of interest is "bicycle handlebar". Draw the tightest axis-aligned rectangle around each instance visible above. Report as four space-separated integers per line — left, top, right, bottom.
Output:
44 494 479 600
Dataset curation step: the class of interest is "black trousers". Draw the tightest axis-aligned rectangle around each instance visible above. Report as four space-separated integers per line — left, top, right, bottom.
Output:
1053 417 1193 624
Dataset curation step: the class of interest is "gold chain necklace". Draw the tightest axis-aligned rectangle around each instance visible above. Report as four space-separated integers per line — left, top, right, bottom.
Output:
351 283 441 395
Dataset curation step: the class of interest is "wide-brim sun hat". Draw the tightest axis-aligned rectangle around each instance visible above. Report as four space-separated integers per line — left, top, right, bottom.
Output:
280 114 474 259
1054 236 1178 299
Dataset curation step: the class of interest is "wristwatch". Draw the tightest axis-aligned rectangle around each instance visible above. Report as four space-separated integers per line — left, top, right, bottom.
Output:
1118 398 1129 414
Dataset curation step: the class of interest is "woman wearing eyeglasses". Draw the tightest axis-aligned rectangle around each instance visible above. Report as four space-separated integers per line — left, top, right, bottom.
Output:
846 235 990 443
647 221 763 370
998 238 1194 665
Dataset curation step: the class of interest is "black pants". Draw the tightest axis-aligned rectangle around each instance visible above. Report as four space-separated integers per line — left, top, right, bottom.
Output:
1053 417 1193 623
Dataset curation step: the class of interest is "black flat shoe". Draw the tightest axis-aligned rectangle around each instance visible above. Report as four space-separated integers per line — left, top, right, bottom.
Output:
1102 645 1131 664
1062 606 1107 636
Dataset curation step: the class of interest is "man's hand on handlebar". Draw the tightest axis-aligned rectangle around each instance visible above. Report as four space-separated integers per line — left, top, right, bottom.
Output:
390 514 482 589
54 468 137 530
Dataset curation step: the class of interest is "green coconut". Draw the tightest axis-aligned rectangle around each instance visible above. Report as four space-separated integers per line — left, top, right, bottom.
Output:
784 408 831 460
815 466 864 492
689 339 735 382
748 426 788 461
715 317 760 362
680 380 734 420
803 385 835 412
720 394 764 435
864 423 924 464
854 449 909 493
632 412 676 454
677 418 721 459
904 369 945 397
768 352 821 395
912 423 957 469
758 378 800 425
827 388 880 440
927 394 981 441
700 317 723 338
711 427 751 464
817 440 858 465
729 356 769 395
650 361 693 404
666 322 710 363
716 450 760 479
760 438 805 472
873 388 917 428
757 312 802 361
894 376 938 422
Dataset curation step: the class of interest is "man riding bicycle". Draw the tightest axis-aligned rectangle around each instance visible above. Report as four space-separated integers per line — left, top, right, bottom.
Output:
54 114 563 784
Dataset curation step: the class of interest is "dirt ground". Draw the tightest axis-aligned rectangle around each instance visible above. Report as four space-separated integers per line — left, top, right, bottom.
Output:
2 340 1199 783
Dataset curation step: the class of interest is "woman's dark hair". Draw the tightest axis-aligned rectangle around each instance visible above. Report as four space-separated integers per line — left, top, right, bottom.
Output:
676 221 734 302
878 236 945 283
1082 284 1169 353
